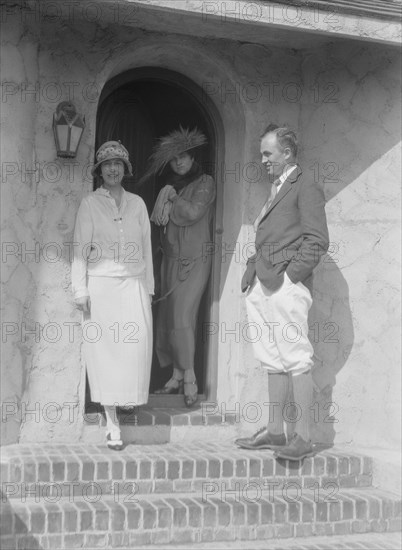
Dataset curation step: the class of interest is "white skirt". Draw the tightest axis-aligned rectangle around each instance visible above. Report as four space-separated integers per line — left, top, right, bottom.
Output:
83 276 152 406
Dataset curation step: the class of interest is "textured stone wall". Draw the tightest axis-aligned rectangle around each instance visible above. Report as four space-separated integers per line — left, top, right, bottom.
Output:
237 42 401 452
1 9 400 452
299 43 401 449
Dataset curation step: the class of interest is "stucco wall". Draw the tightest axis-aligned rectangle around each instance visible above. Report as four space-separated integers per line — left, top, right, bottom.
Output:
299 43 401 450
235 41 401 452
1 11 400 452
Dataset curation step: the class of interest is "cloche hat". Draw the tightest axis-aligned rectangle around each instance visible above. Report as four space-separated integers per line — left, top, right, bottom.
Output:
91 140 133 176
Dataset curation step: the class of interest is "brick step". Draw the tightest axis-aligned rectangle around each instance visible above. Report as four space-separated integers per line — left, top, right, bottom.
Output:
1 442 374 499
1 487 401 549
113 532 402 550
83 406 238 444
84 405 239 428
84 423 238 446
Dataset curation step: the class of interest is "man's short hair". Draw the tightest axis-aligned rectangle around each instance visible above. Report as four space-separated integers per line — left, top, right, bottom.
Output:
261 125 298 158
261 123 279 135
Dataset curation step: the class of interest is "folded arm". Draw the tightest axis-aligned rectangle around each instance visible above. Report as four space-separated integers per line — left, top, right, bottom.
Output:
169 176 216 226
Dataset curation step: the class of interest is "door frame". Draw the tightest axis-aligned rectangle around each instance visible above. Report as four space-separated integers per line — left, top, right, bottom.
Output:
97 67 224 401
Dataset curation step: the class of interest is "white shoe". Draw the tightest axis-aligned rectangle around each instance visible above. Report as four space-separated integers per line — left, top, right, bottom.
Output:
106 430 123 451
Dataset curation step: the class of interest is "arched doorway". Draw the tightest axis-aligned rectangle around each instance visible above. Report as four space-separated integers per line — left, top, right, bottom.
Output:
86 68 222 409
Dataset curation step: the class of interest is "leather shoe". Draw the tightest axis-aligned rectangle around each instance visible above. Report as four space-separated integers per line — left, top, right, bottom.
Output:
106 432 123 451
273 433 314 461
235 427 286 450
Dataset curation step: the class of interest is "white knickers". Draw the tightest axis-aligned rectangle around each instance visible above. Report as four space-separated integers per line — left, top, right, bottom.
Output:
245 273 313 375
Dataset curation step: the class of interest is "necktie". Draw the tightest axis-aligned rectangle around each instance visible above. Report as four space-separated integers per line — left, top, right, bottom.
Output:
254 179 281 230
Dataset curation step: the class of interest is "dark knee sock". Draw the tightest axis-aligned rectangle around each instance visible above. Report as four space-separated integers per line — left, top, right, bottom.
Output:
267 373 289 434
291 371 313 441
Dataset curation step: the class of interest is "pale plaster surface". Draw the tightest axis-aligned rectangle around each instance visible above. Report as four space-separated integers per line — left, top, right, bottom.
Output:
1 3 400 469
298 44 401 451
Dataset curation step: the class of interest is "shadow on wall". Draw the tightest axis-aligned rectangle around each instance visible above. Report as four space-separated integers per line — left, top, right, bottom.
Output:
273 256 353 447
295 42 402 445
309 255 354 446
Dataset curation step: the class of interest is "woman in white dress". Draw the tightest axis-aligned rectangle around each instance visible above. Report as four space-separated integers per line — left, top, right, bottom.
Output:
72 141 154 450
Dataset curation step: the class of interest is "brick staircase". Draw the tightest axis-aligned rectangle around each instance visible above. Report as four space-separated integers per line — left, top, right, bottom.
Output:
1 408 401 549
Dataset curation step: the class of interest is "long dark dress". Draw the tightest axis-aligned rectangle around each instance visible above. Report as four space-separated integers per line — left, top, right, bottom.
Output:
156 173 216 371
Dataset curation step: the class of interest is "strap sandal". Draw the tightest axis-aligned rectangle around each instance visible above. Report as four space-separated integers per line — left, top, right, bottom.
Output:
184 381 198 408
154 378 184 395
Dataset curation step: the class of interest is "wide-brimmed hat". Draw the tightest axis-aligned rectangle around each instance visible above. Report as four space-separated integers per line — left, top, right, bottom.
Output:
91 141 133 176
139 127 207 184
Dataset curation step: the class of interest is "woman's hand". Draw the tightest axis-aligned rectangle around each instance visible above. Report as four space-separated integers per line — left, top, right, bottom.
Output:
158 196 173 225
75 296 91 313
167 187 177 201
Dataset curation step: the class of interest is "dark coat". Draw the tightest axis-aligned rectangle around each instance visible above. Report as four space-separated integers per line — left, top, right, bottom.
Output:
241 166 329 293
156 174 216 371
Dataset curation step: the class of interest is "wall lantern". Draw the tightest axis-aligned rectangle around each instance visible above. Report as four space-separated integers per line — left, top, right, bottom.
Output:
53 101 85 158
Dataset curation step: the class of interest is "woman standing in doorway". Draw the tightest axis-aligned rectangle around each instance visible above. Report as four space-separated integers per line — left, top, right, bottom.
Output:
145 127 216 407
72 141 154 450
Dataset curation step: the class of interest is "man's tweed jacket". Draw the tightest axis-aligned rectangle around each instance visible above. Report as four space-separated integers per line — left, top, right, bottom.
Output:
241 166 329 293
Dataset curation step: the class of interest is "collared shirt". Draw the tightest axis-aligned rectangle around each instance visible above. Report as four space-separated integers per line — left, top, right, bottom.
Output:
253 164 298 231
276 163 298 194
71 187 154 299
